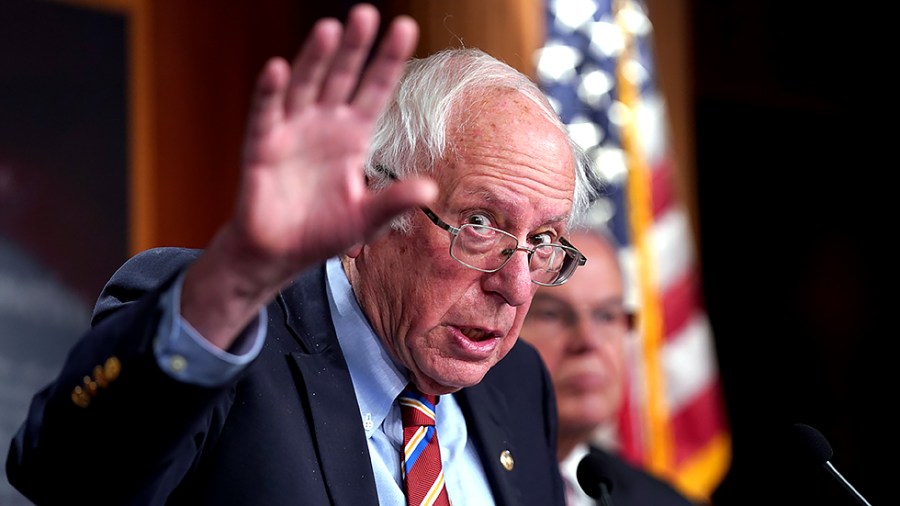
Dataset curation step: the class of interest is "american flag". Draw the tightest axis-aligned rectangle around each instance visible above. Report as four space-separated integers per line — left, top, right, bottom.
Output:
535 0 730 501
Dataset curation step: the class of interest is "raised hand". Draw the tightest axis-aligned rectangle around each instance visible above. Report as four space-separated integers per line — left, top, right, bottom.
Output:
181 4 436 348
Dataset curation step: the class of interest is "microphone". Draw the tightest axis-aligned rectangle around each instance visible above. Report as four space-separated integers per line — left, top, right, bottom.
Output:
576 453 615 506
791 423 873 506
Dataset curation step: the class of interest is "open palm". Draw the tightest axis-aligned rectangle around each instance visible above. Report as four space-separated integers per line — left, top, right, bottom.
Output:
233 5 434 279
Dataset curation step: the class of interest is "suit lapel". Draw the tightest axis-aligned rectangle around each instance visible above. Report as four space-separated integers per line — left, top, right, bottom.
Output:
279 266 378 505
456 383 522 506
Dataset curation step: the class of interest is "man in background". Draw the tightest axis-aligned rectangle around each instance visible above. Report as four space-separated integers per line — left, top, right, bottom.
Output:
520 220 695 505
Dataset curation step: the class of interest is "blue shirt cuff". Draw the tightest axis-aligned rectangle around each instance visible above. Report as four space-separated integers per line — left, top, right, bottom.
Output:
154 271 266 387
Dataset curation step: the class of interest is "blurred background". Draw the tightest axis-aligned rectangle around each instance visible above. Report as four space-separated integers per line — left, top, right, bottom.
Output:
0 0 891 505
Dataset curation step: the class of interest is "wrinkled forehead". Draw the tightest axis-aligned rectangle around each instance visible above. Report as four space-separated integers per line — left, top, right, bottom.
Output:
439 89 576 213
450 87 565 139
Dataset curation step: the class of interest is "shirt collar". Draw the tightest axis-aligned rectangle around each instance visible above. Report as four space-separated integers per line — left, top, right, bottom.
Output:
560 442 591 483
325 257 407 437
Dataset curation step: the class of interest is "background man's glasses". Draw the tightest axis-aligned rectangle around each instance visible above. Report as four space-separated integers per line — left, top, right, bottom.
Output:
525 298 636 334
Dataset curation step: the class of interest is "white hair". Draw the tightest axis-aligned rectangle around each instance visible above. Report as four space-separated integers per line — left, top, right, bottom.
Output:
365 47 601 232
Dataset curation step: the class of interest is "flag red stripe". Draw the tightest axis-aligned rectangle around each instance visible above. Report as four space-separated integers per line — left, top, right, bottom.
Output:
669 380 729 466
650 155 676 219
661 269 700 340
617 370 644 466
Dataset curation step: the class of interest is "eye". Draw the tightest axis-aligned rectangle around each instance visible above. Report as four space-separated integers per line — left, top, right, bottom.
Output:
594 309 618 324
526 300 573 326
592 307 630 327
463 213 494 228
528 231 554 247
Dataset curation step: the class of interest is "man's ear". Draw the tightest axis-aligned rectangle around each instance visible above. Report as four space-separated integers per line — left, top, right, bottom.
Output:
346 243 364 258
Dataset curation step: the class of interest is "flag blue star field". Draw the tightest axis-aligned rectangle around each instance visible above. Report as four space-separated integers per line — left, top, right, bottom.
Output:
535 0 730 501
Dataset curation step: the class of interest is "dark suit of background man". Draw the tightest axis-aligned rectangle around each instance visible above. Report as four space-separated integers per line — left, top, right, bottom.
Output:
521 223 696 506
6 4 604 504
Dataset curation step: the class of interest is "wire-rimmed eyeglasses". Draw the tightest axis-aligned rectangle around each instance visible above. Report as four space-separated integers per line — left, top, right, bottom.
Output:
374 165 587 287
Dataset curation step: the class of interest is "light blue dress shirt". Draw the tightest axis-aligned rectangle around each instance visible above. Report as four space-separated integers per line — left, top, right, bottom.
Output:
154 258 495 504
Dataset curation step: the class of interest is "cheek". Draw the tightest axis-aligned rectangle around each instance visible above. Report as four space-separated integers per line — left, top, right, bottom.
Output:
413 242 472 296
599 341 627 379
412 267 478 315
405 251 462 304
531 340 567 376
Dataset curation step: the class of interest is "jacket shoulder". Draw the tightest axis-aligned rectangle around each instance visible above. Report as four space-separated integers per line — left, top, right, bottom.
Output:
91 246 202 325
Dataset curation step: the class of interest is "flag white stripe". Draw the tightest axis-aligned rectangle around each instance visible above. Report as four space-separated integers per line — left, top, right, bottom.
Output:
662 313 717 409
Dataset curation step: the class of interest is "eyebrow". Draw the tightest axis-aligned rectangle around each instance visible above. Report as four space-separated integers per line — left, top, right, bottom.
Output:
378 164 570 232
531 292 627 308
458 188 571 231
530 293 567 305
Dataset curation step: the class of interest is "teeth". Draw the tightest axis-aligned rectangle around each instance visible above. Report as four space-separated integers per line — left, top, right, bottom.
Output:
462 328 487 340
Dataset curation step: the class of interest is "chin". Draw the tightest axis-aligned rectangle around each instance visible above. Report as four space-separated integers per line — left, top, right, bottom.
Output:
422 361 491 392
561 401 607 419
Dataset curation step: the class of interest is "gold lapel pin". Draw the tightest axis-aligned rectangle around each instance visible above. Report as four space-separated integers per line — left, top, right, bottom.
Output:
499 450 514 471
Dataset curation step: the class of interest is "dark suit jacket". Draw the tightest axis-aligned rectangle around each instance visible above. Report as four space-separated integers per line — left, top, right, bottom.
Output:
7 247 565 505
582 445 697 506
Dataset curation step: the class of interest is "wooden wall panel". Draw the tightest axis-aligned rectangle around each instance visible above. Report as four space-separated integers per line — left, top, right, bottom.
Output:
384 0 543 79
142 2 366 251
67 0 356 252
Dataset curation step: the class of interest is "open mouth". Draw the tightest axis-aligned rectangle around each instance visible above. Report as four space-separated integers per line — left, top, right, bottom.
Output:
460 327 499 341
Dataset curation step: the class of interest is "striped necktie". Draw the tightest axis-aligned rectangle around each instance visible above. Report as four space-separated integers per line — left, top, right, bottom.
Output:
398 386 451 506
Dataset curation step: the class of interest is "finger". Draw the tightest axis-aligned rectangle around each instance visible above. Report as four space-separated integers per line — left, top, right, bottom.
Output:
318 4 381 105
351 15 419 120
363 178 437 235
284 17 343 115
244 57 291 160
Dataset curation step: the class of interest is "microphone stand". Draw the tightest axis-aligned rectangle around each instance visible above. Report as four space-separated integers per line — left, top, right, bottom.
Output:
823 462 873 506
597 482 614 506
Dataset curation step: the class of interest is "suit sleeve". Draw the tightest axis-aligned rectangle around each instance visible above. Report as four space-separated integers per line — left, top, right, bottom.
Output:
6 247 238 505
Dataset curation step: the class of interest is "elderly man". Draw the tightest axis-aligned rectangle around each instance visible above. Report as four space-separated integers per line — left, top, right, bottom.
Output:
7 4 600 505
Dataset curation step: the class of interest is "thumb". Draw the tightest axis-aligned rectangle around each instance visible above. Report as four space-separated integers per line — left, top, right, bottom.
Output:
364 178 438 230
